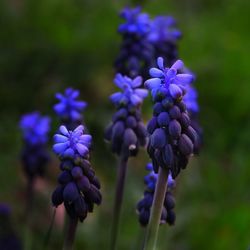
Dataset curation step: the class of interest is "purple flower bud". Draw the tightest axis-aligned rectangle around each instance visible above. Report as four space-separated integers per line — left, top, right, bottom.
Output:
164 192 175 210
92 176 101 189
169 106 181 119
126 116 137 128
52 186 64 207
153 102 164 115
162 144 174 166
178 101 186 112
178 134 193 156
166 209 176 225
85 185 102 205
104 123 113 141
162 97 174 110
179 112 190 128
112 108 128 122
139 208 150 226
112 121 125 139
147 117 158 134
71 167 83 179
169 84 183 99
123 128 137 150
58 171 72 185
77 176 91 193
185 126 198 144
74 196 88 222
157 112 170 127
63 182 79 202
169 120 181 139
151 128 167 148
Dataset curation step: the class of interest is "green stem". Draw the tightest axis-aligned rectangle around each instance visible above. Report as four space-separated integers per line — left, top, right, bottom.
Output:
62 217 78 250
110 155 128 250
143 168 169 250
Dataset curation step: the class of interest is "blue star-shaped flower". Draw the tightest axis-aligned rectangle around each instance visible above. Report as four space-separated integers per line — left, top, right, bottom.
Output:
20 112 50 145
53 125 92 159
118 7 150 35
110 73 148 106
148 16 181 43
145 57 194 99
54 88 87 122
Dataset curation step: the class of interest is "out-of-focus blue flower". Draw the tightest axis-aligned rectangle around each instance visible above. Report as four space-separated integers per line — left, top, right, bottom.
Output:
110 74 148 106
20 112 50 145
53 125 92 159
54 88 87 123
144 163 175 191
118 7 150 35
145 57 194 99
148 16 181 43
184 85 199 113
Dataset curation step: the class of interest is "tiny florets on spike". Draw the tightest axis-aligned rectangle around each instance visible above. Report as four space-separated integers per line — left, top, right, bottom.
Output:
52 124 101 222
145 58 198 178
115 7 154 79
20 112 50 145
110 74 148 106
105 74 148 158
118 6 150 35
148 16 181 68
20 112 50 179
137 163 176 226
54 88 87 129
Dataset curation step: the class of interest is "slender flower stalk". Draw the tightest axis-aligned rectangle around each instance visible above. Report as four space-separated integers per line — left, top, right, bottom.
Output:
143 167 168 250
105 74 148 250
51 125 102 249
143 57 198 249
110 156 128 250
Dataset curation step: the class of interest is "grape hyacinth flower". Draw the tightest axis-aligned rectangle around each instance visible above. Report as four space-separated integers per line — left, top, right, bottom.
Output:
143 57 199 250
148 16 181 67
54 88 87 130
51 125 101 249
105 73 148 250
20 112 50 181
0 204 22 250
105 74 148 158
137 163 176 227
115 7 154 79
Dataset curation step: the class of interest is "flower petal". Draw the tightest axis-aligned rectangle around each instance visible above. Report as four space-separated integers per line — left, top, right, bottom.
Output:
110 92 123 103
76 143 89 156
53 142 69 154
171 60 183 70
169 84 182 99
131 76 142 88
59 126 69 136
157 57 164 69
54 134 68 143
176 74 194 84
149 68 164 78
144 78 161 90
130 94 142 105
134 89 148 98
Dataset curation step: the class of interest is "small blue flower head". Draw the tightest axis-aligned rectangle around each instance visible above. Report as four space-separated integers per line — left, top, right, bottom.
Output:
148 16 182 43
144 163 175 191
118 6 150 35
145 57 194 99
20 112 50 145
53 125 92 160
110 74 148 106
54 88 87 122
184 85 199 113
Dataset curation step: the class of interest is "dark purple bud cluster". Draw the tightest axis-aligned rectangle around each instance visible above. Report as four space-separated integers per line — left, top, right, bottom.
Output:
136 164 176 226
21 144 49 180
115 7 154 79
105 104 147 158
147 96 198 178
52 126 102 222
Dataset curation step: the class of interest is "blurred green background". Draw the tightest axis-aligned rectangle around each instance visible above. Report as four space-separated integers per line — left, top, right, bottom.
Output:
0 0 250 249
